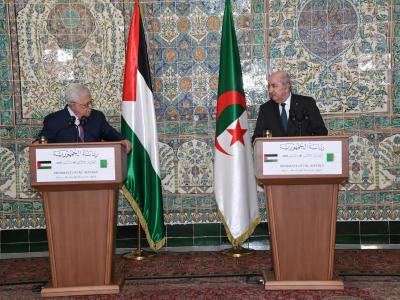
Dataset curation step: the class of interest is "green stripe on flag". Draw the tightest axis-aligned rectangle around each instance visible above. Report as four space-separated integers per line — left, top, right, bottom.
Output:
38 166 51 169
216 104 245 137
265 159 278 163
121 117 165 249
217 1 244 96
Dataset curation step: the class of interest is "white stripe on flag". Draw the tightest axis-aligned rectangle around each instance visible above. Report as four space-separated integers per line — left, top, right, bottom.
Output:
122 71 160 175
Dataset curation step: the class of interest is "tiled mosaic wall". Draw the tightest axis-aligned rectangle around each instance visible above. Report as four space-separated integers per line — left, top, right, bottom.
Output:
1 0 400 231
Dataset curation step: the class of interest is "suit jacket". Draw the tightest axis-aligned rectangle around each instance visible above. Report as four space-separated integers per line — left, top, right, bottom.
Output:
252 94 328 142
40 106 123 143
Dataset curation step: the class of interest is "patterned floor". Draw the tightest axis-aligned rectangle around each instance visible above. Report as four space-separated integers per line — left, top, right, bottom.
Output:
1 250 399 299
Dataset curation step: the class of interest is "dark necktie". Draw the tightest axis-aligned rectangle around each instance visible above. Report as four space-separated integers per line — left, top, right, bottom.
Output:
280 103 288 132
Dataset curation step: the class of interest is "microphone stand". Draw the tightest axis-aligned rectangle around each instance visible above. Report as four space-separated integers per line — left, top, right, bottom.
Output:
289 110 297 136
295 110 309 136
75 125 80 143
290 110 306 136
67 116 80 143
35 116 77 143
297 118 303 137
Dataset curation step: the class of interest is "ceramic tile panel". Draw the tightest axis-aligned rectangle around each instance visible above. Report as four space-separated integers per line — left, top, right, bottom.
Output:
1 0 400 231
0 2 13 127
16 0 125 120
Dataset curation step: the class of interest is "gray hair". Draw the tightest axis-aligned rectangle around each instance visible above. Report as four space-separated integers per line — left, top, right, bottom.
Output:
65 84 91 104
280 72 291 86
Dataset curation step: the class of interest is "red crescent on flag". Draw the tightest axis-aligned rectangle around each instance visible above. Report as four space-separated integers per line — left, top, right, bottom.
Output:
216 91 246 120
215 137 231 156
215 91 246 156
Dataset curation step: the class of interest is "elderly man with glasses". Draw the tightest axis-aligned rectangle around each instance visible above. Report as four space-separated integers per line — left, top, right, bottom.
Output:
39 83 131 152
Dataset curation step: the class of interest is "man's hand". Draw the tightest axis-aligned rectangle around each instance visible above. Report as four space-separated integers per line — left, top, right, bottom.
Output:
121 139 132 153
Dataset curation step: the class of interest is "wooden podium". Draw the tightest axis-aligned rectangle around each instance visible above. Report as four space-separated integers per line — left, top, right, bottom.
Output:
254 136 348 290
29 142 127 297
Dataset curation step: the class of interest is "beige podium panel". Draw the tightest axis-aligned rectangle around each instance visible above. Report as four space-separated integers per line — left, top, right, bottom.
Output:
254 136 348 290
29 142 127 297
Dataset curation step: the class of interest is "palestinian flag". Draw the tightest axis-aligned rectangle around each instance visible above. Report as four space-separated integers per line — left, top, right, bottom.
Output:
264 154 278 163
37 161 51 169
121 0 165 250
214 0 260 246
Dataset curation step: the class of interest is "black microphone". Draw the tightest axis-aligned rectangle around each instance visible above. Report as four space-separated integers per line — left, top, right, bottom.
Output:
293 108 309 136
66 115 80 143
34 116 77 143
66 115 80 142
67 116 76 127
303 109 309 121
80 116 88 126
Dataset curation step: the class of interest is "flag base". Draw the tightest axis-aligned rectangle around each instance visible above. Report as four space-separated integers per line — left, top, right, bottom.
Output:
221 246 255 258
122 249 156 261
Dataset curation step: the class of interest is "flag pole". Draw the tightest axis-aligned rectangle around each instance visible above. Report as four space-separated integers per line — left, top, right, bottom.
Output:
121 0 166 256
123 218 156 260
215 0 260 257
221 245 255 257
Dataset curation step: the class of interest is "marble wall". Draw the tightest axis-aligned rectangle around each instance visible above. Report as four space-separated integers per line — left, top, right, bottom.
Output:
0 0 400 230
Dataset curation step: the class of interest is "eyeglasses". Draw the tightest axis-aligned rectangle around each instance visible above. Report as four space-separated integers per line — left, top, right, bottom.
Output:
72 101 93 109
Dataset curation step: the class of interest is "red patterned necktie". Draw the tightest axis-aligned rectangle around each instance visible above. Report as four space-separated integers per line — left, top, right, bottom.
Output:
78 122 84 142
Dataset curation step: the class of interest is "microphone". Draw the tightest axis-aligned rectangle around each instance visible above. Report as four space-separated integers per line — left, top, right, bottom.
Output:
65 115 80 142
34 116 77 143
74 116 91 142
291 108 309 136
67 116 76 127
303 109 309 121
80 116 88 126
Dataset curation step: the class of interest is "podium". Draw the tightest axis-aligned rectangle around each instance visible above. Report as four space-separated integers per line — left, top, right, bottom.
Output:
254 136 348 290
29 142 127 297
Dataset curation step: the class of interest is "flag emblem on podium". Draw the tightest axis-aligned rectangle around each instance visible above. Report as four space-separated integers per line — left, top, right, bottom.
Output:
37 161 51 169
100 160 108 168
264 154 278 163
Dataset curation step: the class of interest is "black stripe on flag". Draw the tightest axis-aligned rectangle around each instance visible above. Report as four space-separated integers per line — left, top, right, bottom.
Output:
138 16 153 92
264 154 278 162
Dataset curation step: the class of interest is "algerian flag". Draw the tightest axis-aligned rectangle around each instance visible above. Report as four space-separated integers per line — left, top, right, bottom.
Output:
214 0 260 247
121 0 165 250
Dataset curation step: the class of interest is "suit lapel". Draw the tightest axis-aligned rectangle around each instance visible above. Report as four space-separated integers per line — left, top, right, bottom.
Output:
288 94 306 136
287 95 298 135
62 105 79 141
62 105 72 121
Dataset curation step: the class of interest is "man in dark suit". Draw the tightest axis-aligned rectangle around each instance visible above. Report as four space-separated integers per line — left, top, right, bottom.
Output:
252 71 327 142
39 84 131 152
